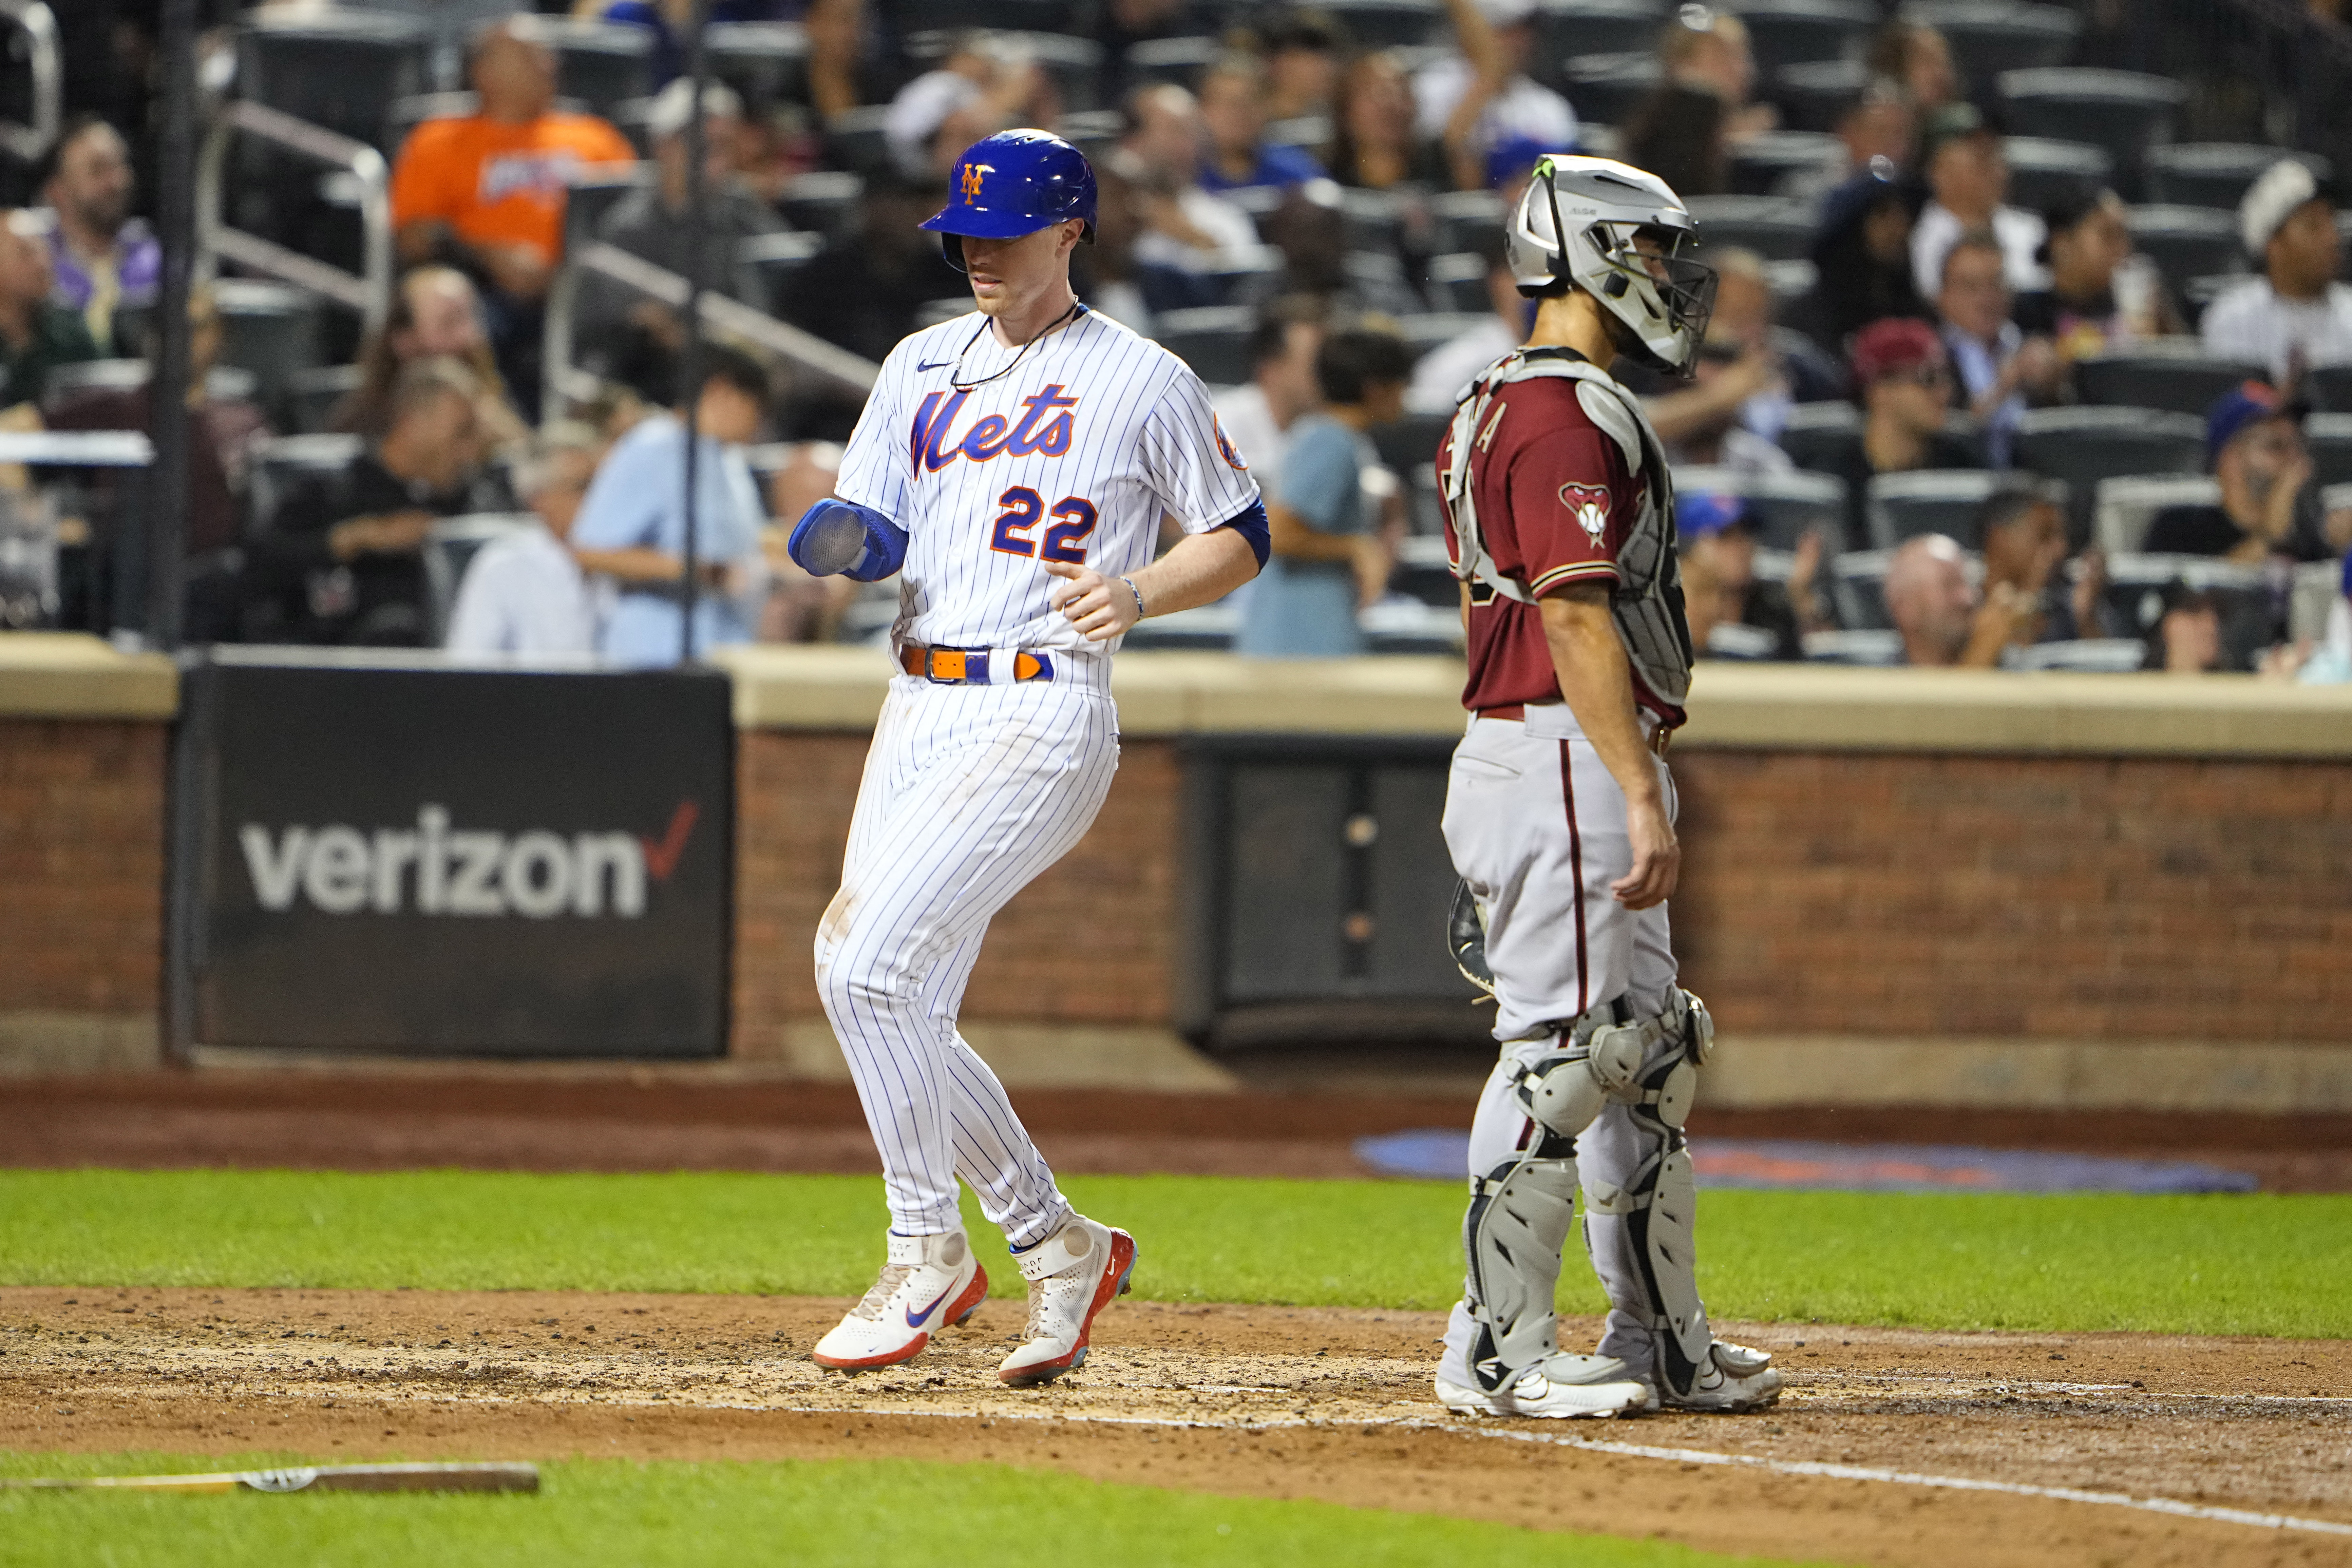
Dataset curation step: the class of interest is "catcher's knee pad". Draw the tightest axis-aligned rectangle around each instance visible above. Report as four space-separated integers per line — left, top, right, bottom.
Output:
1513 987 1713 1140
1461 1137 1578 1392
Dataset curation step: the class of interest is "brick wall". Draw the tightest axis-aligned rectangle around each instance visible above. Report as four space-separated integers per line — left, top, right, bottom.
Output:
1670 751 2352 1041
0 720 165 1017
733 732 1179 1053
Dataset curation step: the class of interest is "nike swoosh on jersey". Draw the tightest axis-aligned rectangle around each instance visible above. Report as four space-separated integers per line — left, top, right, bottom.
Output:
904 1280 955 1327
916 360 955 371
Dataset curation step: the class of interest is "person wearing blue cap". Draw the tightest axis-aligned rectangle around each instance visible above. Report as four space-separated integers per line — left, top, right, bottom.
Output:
2145 382 2328 564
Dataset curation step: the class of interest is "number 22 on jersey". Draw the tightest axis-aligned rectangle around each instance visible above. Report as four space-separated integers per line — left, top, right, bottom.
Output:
989 487 1098 565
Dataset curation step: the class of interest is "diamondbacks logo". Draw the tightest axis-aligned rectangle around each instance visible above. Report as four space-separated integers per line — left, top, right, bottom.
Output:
1213 414 1248 470
1559 482 1612 543
960 161 989 202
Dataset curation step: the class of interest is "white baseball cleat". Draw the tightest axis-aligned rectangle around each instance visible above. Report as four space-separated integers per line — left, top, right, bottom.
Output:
1436 1353 1653 1419
811 1229 989 1372
997 1215 1136 1388
1643 1340 1783 1413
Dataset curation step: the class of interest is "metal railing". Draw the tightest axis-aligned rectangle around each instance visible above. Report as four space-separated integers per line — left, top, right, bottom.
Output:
195 100 393 332
0 0 58 166
544 239 880 416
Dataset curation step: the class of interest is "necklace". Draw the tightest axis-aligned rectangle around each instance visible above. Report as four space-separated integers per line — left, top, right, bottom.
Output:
949 299 1086 391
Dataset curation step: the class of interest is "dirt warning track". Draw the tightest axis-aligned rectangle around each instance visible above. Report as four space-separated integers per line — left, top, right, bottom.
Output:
3 1287 2347 1567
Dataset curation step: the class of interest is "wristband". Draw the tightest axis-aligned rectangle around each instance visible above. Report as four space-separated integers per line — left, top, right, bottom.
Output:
1120 575 1146 621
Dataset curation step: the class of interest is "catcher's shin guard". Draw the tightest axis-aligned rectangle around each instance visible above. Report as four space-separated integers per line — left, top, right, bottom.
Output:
1460 1125 1579 1393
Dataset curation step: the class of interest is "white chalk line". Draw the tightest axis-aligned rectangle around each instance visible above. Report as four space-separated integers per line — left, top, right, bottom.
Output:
576 1396 2352 1540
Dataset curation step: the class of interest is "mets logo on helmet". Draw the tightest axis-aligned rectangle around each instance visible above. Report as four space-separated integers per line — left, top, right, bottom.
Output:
1559 482 1611 544
961 162 989 201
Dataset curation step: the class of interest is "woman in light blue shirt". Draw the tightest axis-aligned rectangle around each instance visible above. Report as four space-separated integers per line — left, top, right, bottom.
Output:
570 349 772 665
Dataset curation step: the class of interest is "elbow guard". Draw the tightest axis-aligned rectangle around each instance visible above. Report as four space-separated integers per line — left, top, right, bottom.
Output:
1215 498 1271 570
788 498 908 582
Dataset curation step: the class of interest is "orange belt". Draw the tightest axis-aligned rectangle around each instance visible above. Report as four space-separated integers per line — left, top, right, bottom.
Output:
899 645 1055 685
1476 704 1673 757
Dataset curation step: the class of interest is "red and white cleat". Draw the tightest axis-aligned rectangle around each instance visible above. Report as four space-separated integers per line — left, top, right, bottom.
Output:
997 1216 1136 1388
811 1230 988 1372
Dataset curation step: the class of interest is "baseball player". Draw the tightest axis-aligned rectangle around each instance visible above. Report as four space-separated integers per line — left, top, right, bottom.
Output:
1431 155 1782 1419
783 130 1268 1385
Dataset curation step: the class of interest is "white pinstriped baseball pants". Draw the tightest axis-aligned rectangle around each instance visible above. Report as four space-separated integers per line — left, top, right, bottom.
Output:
815 661 1119 1246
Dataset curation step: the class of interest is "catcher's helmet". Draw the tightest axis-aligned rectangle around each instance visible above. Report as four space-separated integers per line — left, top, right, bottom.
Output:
1505 152 1716 375
921 129 1097 271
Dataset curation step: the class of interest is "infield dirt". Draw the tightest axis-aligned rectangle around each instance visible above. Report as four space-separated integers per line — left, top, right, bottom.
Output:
4 1286 2346 1567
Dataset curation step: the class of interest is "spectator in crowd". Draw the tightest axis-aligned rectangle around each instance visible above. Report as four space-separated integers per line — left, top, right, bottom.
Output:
885 31 1054 180
2145 381 2330 562
334 266 529 452
2146 584 2226 674
1413 0 1574 180
802 0 872 123
1197 54 1326 194
1121 85 1262 280
444 423 605 657
1977 476 2099 644
587 0 793 88
579 80 785 399
1781 80 1915 203
1828 318 1982 547
390 22 636 396
1884 533 2034 667
247 358 486 647
1648 248 1796 474
1258 181 1424 318
1621 5 1774 200
2012 185 2177 360
1866 20 1961 118
1676 519 1739 654
569 345 772 665
1935 231 2060 467
780 168 965 366
1092 0 1212 100
1910 104 2047 302
1262 11 1347 122
1405 229 1523 414
39 116 155 356
1326 51 1455 191
1073 152 1154 332
0 210 98 413
1214 296 1326 495
1239 327 1410 657
1678 491 1816 659
1799 165 1928 351
2201 160 2352 384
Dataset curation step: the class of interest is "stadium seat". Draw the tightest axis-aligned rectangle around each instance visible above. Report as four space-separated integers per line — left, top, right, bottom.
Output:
1778 400 1862 472
423 514 536 646
1772 58 1868 133
1338 187 1410 259
1671 465 1847 552
1364 597 1467 653
1729 129 1843 196
1534 0 1670 81
2001 138 2111 214
2289 559 2342 644
1724 0 1875 76
778 170 862 241
2127 206 2248 297
1683 195 1815 262
2101 552 2272 662
212 280 325 421
1121 603 1237 650
1317 0 1448 49
248 434 366 536
2305 413 2352 489
706 21 812 106
1705 620 1783 658
739 230 825 311
1561 53 1660 128
1424 252 1491 313
1157 305 1257 387
1125 36 1220 90
2016 405 2204 541
506 18 654 119
1429 189 1505 257
2093 474 2220 554
1865 469 2005 551
1372 411 1455 480
1805 627 1906 663
2007 638 2147 672
1996 69 2185 199
39 360 150 415
235 9 431 151
821 106 893 176
286 364 363 435
1395 314 1491 367
2310 363 2352 415
1408 461 1445 536
2072 341 2265 417
2143 145 2332 211
562 163 656 252
1902 1 2081 84
894 0 1072 33
1264 114 1331 152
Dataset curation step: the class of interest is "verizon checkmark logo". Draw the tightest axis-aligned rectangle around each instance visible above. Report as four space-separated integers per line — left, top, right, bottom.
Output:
240 800 703 919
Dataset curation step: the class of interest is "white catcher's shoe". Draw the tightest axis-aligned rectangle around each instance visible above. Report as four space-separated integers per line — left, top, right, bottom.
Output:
1643 1340 1783 1413
1437 1353 1653 1420
997 1215 1136 1387
811 1229 989 1372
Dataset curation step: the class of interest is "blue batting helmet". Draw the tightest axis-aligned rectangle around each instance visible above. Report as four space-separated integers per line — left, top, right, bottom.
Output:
920 130 1097 265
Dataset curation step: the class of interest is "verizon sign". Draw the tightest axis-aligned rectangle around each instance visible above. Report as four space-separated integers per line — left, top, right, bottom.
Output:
184 657 732 1057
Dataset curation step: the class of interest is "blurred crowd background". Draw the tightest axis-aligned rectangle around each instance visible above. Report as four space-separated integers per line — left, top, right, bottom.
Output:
3 0 2352 679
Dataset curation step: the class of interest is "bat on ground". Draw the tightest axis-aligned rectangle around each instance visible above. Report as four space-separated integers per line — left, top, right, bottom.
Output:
0 1462 539 1495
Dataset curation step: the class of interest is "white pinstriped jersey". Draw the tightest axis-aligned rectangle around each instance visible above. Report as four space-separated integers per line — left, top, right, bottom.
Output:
835 306 1260 653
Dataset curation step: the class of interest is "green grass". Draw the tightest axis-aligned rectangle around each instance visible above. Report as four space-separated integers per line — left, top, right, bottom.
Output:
0 1454 1826 1568
1 1170 2346 1337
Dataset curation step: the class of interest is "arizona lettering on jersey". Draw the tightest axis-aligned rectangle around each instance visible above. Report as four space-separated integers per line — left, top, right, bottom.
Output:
835 308 1260 653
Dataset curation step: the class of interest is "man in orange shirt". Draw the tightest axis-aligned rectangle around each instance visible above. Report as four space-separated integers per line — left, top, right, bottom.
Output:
391 22 635 404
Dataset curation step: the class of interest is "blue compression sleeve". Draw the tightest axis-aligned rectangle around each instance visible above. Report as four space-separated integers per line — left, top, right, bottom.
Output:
1213 498 1271 570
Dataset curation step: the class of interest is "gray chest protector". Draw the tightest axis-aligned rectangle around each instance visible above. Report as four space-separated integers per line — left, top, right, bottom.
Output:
1442 348 1693 711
